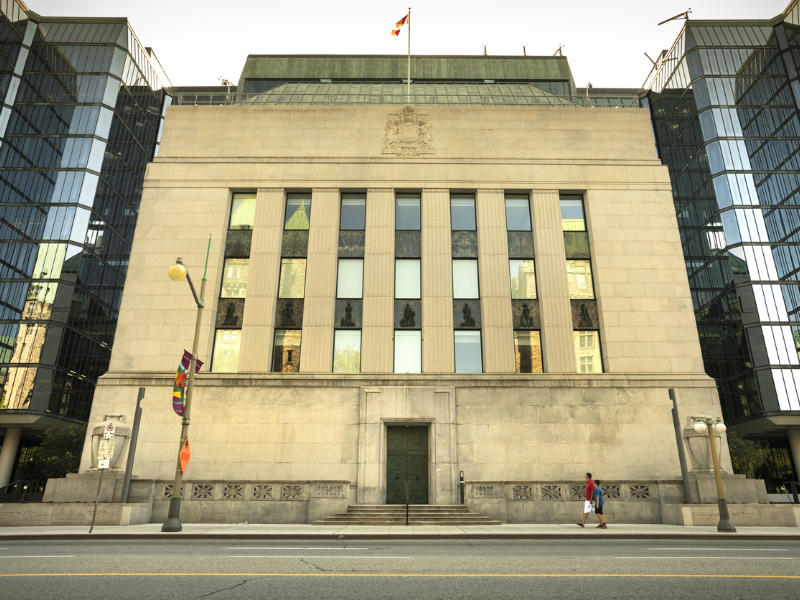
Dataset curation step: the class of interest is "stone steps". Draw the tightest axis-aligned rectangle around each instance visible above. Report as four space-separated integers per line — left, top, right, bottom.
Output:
314 504 501 526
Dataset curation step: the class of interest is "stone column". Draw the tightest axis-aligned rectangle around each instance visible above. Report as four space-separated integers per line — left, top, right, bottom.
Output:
789 429 800 483
531 189 575 373
0 428 22 489
361 189 394 373
421 189 454 372
301 189 340 372
476 189 514 372
239 188 285 371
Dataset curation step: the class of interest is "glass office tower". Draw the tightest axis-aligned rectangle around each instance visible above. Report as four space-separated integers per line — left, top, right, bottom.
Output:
642 0 800 488
0 0 170 487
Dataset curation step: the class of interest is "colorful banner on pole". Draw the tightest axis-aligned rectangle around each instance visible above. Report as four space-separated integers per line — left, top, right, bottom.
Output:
172 350 203 416
179 437 191 475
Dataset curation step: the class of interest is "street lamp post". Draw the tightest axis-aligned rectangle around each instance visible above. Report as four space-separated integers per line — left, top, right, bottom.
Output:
161 237 211 532
693 416 736 533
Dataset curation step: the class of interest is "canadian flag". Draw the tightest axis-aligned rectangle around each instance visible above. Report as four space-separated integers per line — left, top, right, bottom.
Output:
392 14 408 36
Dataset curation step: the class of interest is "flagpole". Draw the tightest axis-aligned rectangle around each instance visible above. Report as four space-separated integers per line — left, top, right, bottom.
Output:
407 7 411 104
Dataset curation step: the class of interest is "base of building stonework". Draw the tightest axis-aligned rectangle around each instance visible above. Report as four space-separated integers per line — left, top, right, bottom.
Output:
662 504 800 527
44 477 351 525
0 503 152 527
464 479 770 525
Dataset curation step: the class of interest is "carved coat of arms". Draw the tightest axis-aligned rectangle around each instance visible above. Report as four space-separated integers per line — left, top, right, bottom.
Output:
383 105 434 156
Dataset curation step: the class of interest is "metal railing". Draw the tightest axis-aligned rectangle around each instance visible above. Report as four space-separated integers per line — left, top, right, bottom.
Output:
0 478 47 503
172 91 640 109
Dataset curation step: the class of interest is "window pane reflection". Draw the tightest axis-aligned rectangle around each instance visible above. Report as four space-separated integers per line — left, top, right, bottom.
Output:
451 195 476 230
505 196 531 231
333 330 361 373
453 260 479 299
212 329 241 372
278 258 307 298
514 331 543 374
574 331 602 373
273 329 301 372
455 330 482 373
341 195 366 230
337 258 363 298
395 330 422 373
221 258 249 298
285 195 311 230
509 259 536 299
396 194 420 230
566 259 594 299
395 259 421 299
560 197 585 231
230 194 256 229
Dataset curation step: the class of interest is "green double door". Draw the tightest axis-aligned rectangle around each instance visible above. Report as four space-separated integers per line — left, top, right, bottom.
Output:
386 426 429 504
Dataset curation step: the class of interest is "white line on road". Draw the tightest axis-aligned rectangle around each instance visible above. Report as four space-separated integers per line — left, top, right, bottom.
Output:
646 548 789 551
1 556 75 558
228 556 410 559
616 557 794 560
226 547 369 550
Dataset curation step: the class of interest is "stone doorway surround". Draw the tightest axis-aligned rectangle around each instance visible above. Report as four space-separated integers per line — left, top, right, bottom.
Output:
357 386 457 505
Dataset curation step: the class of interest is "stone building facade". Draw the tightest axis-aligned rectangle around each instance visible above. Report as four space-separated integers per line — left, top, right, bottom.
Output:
62 55 740 523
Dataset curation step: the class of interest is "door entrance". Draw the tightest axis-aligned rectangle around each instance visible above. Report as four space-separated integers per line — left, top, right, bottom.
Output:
386 426 429 504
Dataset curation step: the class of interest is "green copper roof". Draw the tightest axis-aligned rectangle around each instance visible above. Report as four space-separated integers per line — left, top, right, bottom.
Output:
239 55 574 89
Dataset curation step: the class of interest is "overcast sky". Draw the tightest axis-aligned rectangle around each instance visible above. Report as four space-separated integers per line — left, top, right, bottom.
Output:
29 0 790 88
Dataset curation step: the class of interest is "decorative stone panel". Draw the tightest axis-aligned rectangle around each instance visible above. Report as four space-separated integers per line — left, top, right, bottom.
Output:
563 231 590 259
604 484 621 500
252 484 274 500
453 299 481 329
451 231 478 258
394 300 421 329
570 485 585 501
225 229 252 258
630 485 651 500
338 231 365 257
216 298 245 328
512 485 532 500
507 232 535 258
312 484 344 497
512 299 540 330
395 231 421 258
541 485 562 500
571 300 598 330
222 484 244 500
162 484 185 499
275 298 304 329
281 230 309 257
192 484 214 500
282 484 304 500
335 299 362 328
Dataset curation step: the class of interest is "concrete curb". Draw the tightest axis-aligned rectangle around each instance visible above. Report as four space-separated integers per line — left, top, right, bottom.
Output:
2 532 799 541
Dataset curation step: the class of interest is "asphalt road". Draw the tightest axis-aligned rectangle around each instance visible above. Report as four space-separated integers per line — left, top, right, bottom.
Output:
0 538 798 599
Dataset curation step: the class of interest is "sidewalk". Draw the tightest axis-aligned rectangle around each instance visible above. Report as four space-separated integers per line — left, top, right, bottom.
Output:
1 523 798 541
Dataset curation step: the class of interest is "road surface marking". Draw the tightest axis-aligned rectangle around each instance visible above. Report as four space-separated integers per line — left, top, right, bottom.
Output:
228 556 409 559
646 548 788 551
1 556 74 558
1 573 800 579
227 547 368 550
616 557 794 560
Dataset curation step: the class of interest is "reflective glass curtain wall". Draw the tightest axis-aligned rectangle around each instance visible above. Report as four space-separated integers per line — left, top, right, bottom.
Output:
0 5 168 421
643 7 800 424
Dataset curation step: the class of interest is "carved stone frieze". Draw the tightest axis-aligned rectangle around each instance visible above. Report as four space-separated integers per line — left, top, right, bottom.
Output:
383 106 434 156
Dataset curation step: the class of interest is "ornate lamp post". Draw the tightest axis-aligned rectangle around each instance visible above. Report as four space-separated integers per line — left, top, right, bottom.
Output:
693 416 736 532
162 239 210 532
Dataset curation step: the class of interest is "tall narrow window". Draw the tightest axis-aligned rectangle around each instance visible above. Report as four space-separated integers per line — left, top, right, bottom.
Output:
505 195 532 231
514 331 543 374
395 259 421 299
451 194 476 231
285 194 311 230
509 259 536 299
212 192 255 372
337 258 364 298
333 330 361 373
340 194 366 230
395 331 422 373
278 258 307 298
273 330 302 372
562 194 602 374
455 331 482 373
452 260 479 299
396 194 421 230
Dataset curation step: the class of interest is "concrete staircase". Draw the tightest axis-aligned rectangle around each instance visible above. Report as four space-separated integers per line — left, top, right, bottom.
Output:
313 504 501 526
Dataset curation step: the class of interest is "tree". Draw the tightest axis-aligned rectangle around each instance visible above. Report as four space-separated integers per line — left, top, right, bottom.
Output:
22 424 87 481
333 344 361 374
727 431 769 480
